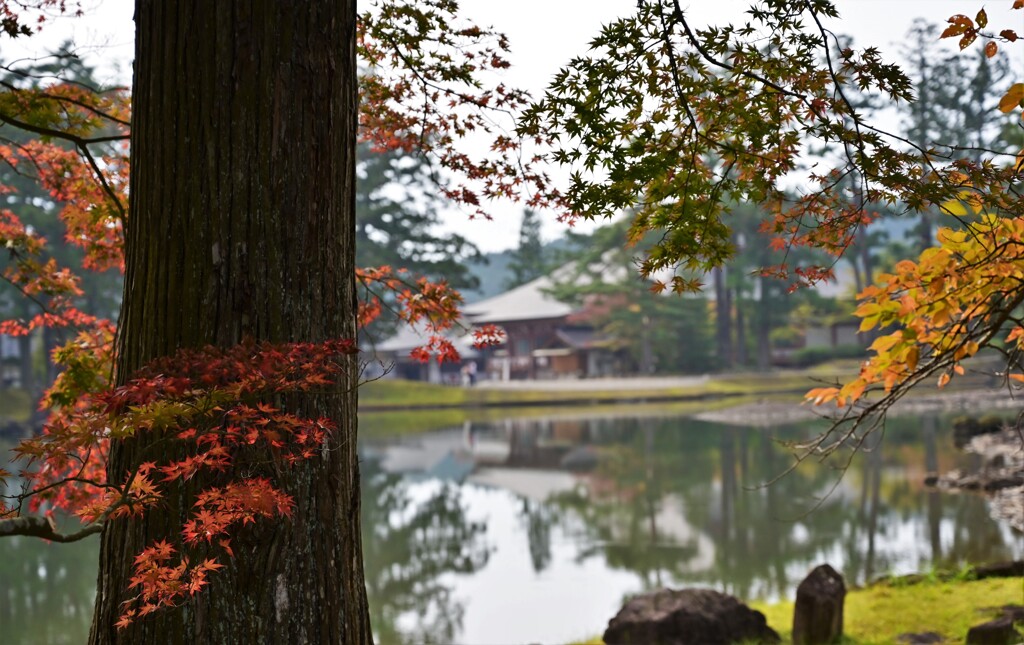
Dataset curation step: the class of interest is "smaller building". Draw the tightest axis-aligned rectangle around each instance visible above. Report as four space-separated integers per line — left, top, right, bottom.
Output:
533 327 623 379
805 320 862 349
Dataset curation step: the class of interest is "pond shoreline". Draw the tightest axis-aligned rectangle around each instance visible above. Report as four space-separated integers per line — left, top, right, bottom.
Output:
359 384 810 413
361 375 1021 417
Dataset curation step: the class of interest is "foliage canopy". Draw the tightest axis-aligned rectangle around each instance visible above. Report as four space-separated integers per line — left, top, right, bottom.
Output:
0 0 1022 633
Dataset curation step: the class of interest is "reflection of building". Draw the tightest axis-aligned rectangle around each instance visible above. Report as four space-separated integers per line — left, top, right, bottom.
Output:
368 415 721 578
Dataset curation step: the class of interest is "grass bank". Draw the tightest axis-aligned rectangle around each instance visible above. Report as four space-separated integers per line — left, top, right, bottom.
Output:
571 576 1024 645
358 395 763 438
358 364 860 412
757 576 1024 644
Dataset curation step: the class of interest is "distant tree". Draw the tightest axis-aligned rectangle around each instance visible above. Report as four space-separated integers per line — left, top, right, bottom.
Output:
355 141 482 339
0 45 122 399
505 209 549 288
898 20 1015 252
355 142 481 291
552 220 714 374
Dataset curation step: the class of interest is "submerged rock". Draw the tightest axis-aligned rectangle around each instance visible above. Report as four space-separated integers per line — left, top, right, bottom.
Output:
925 429 1024 531
973 562 1024 580
603 587 780 645
559 445 598 471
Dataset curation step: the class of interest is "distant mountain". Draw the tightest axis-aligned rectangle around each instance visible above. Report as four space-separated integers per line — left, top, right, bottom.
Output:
461 250 513 303
461 237 571 303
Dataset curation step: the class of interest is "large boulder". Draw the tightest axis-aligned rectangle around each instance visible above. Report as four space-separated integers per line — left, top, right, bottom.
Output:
973 562 1024 580
966 606 1024 645
793 564 845 645
966 617 1020 645
603 588 780 645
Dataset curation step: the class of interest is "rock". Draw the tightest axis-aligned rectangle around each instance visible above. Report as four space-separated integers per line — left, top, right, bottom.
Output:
896 632 944 644
984 475 1024 491
793 564 845 645
953 415 1005 448
1000 604 1024 622
559 445 598 471
603 588 780 645
954 415 983 448
965 616 1021 644
924 474 939 487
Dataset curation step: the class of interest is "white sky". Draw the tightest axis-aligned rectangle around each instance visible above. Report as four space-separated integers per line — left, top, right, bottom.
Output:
4 0 1022 252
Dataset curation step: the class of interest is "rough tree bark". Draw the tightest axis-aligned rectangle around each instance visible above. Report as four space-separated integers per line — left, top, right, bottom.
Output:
89 1 372 643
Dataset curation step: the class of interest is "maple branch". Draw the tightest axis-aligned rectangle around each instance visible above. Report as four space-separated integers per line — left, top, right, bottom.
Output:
0 79 131 127
796 279 1024 467
0 515 103 542
670 0 804 100
0 111 128 224
0 111 127 145
0 52 108 96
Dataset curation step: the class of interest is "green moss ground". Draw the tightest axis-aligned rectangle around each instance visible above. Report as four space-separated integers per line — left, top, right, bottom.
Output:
755 576 1024 644
570 577 1024 645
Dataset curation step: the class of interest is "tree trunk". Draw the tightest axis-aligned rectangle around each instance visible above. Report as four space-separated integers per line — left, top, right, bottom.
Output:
755 276 771 372
713 267 731 368
734 289 747 366
17 332 34 396
89 2 371 643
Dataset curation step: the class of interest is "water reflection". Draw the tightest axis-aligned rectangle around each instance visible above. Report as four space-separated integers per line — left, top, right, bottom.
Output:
361 458 490 645
0 535 97 644
1 412 1022 644
360 413 1024 644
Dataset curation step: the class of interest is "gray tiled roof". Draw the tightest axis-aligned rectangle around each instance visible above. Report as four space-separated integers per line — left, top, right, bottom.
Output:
462 274 574 323
371 320 480 357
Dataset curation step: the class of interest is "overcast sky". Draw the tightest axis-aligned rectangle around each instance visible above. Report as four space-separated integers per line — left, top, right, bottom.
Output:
6 0 1022 252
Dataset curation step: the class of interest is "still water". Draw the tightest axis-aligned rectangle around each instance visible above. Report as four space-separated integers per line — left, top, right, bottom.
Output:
2 410 1021 644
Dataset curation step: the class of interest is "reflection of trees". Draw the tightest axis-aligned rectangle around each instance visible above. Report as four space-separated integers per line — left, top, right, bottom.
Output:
549 421 712 589
546 414 1024 601
1 442 97 644
0 535 97 644
694 424 861 599
518 498 558 573
361 459 490 645
924 416 941 562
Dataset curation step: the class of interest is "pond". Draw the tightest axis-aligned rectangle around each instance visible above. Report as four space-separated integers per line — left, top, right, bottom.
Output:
2 409 1022 644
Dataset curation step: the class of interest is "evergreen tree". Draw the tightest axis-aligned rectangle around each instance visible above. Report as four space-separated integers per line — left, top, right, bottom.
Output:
355 142 480 290
551 220 714 374
899 21 1015 250
0 44 122 397
504 208 548 288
